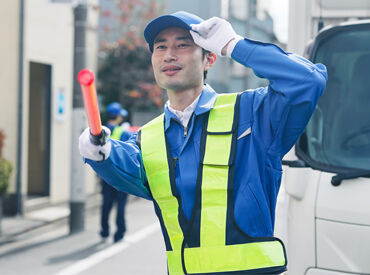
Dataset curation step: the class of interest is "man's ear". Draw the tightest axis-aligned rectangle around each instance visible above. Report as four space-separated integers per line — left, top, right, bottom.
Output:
204 52 217 71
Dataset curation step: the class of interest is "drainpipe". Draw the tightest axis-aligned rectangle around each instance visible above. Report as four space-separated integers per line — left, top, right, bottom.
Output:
16 0 25 215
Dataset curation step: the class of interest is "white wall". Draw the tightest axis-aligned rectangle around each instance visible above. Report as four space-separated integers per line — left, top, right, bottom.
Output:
25 0 74 202
0 1 20 193
0 0 99 210
288 0 370 55
24 0 99 203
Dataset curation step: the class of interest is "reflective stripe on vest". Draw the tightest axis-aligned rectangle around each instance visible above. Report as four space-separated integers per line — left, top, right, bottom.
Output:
141 114 184 273
141 93 286 274
110 126 124 140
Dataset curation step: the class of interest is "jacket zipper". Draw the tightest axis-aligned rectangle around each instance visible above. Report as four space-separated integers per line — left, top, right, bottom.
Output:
184 126 188 137
173 157 178 169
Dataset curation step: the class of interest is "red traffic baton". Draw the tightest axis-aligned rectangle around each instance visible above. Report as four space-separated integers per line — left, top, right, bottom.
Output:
77 69 106 145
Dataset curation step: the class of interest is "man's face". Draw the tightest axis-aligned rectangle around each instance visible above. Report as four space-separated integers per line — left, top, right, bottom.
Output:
117 115 124 124
151 27 207 92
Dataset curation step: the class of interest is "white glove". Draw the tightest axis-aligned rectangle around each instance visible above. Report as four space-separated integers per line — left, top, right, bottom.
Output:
190 17 243 57
79 126 112 161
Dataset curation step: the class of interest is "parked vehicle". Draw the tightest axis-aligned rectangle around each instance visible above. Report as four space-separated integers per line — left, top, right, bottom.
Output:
275 1 370 274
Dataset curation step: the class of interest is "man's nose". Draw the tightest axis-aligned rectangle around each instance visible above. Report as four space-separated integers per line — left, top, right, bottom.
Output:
164 47 177 62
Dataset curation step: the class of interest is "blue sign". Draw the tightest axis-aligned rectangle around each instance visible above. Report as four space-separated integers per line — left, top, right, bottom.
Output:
55 88 66 122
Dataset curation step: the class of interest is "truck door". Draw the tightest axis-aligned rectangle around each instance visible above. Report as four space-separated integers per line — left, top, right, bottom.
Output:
276 21 370 275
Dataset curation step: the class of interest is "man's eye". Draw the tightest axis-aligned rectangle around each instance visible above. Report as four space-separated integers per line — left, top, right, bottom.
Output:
155 45 166 50
178 43 189 48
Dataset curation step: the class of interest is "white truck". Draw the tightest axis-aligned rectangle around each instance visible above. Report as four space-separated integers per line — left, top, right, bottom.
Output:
275 0 370 274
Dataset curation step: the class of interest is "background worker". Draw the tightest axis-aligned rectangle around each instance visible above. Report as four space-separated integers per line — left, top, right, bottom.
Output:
99 102 130 243
79 11 327 274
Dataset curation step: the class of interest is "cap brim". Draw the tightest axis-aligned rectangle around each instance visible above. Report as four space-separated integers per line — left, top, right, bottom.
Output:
120 109 128 117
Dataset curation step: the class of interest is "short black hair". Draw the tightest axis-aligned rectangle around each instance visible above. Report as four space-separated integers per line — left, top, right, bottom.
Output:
107 113 118 121
202 49 210 81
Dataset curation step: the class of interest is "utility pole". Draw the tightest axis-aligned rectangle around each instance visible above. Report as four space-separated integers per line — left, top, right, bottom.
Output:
70 1 88 234
15 0 25 216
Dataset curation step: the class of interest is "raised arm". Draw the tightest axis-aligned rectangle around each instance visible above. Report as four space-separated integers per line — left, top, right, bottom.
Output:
190 17 328 157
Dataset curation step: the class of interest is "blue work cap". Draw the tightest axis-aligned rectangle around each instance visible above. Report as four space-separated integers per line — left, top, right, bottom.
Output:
106 102 128 117
144 11 204 52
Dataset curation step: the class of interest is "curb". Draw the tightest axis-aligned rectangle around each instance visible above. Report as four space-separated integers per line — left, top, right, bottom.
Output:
0 193 102 246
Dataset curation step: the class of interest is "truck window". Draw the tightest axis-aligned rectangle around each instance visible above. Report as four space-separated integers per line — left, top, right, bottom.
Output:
302 27 370 171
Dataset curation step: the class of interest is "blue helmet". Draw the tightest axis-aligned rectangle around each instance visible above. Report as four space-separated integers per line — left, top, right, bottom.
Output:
106 102 128 117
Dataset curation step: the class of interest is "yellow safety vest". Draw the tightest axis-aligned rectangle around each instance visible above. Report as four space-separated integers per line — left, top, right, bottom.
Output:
110 126 124 140
141 93 287 274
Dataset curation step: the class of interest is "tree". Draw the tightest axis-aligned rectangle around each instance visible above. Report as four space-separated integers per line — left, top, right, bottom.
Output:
98 44 166 111
96 0 166 122
0 130 12 196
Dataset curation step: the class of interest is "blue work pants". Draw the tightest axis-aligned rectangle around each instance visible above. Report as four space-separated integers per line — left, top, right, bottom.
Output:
100 181 128 242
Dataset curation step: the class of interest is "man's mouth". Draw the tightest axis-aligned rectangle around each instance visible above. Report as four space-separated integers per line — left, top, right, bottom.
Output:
162 65 182 76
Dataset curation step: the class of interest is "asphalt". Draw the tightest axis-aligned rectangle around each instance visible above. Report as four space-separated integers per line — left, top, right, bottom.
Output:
0 193 102 246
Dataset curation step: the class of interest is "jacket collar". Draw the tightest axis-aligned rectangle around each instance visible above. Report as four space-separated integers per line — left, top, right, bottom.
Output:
164 84 218 131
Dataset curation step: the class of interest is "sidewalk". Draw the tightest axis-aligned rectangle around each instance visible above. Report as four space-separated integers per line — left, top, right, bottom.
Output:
0 193 102 246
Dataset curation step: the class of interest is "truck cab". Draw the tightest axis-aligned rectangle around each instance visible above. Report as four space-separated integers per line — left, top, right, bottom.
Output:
275 20 370 275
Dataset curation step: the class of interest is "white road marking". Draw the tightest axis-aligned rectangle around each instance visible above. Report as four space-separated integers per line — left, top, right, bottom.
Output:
54 223 160 275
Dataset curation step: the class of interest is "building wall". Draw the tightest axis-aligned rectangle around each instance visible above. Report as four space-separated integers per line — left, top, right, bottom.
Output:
288 0 370 55
0 1 20 193
0 0 99 211
25 0 99 203
229 0 278 90
24 0 74 203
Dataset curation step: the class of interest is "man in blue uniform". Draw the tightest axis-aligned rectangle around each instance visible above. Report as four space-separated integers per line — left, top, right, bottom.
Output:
99 102 130 243
79 11 327 274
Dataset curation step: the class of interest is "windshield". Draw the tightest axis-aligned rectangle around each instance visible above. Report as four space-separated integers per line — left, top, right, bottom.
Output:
302 26 370 171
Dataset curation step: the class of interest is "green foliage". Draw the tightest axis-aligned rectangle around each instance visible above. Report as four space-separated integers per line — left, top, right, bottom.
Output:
98 45 166 123
97 0 167 123
0 130 12 195
99 0 166 50
0 158 12 195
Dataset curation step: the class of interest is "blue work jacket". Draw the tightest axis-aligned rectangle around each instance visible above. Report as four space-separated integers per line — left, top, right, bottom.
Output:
87 38 327 237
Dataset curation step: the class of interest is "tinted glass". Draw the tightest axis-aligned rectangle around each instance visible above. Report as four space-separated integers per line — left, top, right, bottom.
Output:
304 27 370 170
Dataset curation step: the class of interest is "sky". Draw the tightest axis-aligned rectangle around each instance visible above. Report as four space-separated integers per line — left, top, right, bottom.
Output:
262 0 289 43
